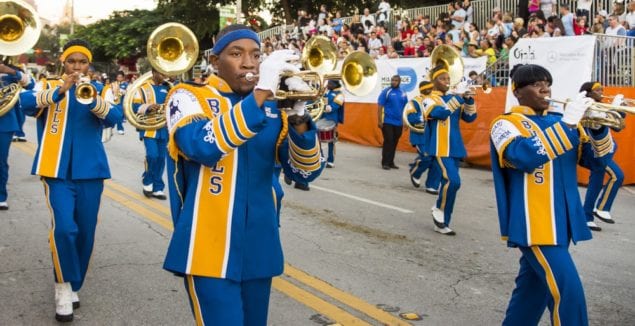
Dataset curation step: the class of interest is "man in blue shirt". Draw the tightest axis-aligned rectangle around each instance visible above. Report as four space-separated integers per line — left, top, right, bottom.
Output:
560 4 575 36
377 75 408 170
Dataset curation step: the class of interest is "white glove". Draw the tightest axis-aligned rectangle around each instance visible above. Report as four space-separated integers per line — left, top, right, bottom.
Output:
611 94 624 106
255 49 300 93
325 104 333 112
284 75 312 92
286 100 306 117
562 92 593 125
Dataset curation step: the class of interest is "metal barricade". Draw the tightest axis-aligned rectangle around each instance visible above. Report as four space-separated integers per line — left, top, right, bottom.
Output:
594 34 635 87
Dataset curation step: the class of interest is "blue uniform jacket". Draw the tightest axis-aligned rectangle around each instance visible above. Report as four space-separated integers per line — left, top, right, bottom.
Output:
163 76 324 281
424 91 476 158
490 106 593 247
578 126 615 170
19 78 123 179
1 71 35 132
404 94 432 145
132 81 169 140
322 88 344 123
378 86 407 126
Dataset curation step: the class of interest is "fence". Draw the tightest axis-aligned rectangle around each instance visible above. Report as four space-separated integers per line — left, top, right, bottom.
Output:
593 34 635 87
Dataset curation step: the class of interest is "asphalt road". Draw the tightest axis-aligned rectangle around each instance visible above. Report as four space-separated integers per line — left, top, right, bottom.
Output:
1 119 633 325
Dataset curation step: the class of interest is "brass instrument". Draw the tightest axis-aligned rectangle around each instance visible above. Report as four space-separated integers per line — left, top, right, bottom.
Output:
75 74 97 105
123 22 198 130
602 95 635 106
246 35 378 121
0 0 41 117
546 97 635 130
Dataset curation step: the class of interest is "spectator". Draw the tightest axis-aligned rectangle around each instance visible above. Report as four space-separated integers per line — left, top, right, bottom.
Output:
532 23 550 37
318 4 328 23
378 25 392 48
421 15 433 34
361 8 376 34
528 0 540 15
512 17 528 38
377 0 391 25
466 41 480 58
597 10 610 29
577 0 593 24
403 39 416 56
451 2 467 30
377 46 389 59
331 11 344 34
368 31 383 57
611 0 627 22
468 22 480 41
560 3 576 36
540 0 557 18
626 1 635 33
486 19 501 39
386 45 400 58
574 16 589 35
350 15 365 36
606 14 627 35
464 0 474 24
478 39 497 64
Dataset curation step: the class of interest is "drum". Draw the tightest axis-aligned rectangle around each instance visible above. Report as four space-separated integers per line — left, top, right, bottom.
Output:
316 119 337 143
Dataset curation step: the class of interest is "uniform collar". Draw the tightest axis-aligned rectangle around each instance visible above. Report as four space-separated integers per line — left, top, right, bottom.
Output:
431 90 445 96
206 74 234 93
510 105 548 116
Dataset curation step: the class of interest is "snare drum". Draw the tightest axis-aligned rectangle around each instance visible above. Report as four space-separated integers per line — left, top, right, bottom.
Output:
316 119 337 143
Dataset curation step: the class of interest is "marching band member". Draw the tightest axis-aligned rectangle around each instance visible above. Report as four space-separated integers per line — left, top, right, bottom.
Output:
321 79 345 168
19 39 123 322
162 25 323 325
405 80 441 193
0 62 35 210
113 71 128 135
132 68 169 199
425 65 476 235
578 82 624 231
490 64 594 325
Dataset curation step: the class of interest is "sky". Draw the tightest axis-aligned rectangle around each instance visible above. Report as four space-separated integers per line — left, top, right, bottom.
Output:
33 0 158 25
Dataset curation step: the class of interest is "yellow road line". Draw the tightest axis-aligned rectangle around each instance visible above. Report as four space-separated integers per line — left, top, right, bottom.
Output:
285 265 411 326
272 278 371 326
12 141 402 325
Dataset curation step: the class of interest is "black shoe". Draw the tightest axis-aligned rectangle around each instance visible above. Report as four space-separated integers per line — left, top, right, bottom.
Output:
142 184 153 198
17 137 27 142
425 188 439 195
410 175 421 188
283 175 292 185
382 165 391 170
55 313 73 322
73 301 80 309
294 183 310 191
151 191 167 200
390 164 399 169
587 221 602 231
326 162 334 168
0 202 8 210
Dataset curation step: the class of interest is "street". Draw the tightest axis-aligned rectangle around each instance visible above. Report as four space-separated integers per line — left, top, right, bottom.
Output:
1 119 634 325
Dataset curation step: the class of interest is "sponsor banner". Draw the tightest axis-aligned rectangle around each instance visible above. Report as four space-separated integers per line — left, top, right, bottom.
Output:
506 35 597 112
340 57 488 103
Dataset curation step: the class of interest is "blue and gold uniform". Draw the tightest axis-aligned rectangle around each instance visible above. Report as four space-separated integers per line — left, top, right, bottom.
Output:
424 90 476 227
0 68 34 208
490 106 594 326
321 83 344 165
132 78 169 196
163 75 323 324
19 45 123 296
405 84 441 191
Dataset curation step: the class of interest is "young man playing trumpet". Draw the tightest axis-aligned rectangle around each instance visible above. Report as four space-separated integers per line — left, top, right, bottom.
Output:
132 68 169 200
578 81 624 230
162 24 323 325
19 39 123 322
0 62 35 210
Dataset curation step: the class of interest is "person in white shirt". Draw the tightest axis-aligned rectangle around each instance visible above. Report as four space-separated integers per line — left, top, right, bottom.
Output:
368 31 383 57
540 0 557 18
463 0 473 24
451 2 467 30
606 14 627 35
376 47 389 60
625 1 635 30
361 8 376 34
377 0 391 24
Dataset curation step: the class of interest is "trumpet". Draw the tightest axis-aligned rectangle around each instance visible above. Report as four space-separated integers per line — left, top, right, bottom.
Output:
546 97 635 130
0 0 41 117
75 74 97 105
601 95 635 106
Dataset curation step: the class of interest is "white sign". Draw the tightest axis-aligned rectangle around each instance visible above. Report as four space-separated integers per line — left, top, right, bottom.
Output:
341 57 488 103
505 35 597 112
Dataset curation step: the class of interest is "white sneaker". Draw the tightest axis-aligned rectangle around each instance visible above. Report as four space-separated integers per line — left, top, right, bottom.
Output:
410 175 421 188
151 190 167 200
71 291 80 309
326 162 335 168
425 187 439 195
431 206 445 227
587 221 602 231
54 282 73 322
117 130 125 135
142 184 153 197
0 201 8 210
434 225 456 235
593 210 615 224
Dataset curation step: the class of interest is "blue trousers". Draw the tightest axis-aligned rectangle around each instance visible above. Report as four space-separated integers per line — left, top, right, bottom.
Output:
116 118 125 132
14 108 26 137
43 178 104 292
584 159 623 221
0 132 13 202
409 145 441 190
184 275 273 326
142 137 167 192
503 245 588 326
327 142 335 163
435 157 461 226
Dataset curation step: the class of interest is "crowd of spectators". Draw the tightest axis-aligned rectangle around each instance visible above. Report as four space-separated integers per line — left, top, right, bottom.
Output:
260 0 635 72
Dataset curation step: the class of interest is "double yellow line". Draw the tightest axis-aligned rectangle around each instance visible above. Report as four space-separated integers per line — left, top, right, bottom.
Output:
14 141 409 325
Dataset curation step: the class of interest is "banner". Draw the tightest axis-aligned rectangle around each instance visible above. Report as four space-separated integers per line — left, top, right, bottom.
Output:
219 5 236 29
505 35 597 112
339 57 488 103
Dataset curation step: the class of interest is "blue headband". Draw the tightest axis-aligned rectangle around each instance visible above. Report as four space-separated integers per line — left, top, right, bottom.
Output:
212 29 261 55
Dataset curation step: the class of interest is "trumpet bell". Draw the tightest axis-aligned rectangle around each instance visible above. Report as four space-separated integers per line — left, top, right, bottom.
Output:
0 0 41 56
430 44 464 87
340 51 377 97
76 83 96 105
147 22 199 76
